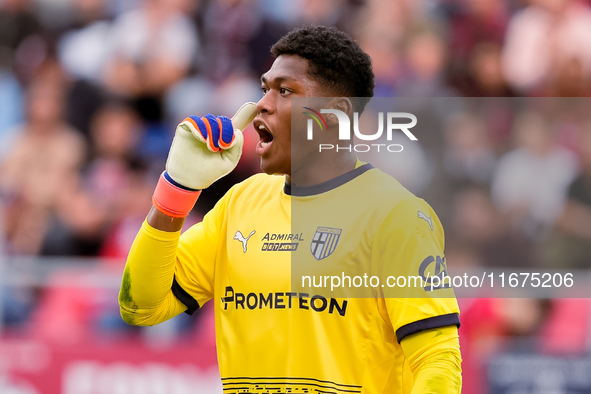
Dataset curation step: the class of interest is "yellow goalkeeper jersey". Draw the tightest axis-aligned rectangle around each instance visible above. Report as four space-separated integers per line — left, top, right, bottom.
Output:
164 162 460 393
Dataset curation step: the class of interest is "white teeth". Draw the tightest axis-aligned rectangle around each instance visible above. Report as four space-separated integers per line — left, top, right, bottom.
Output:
258 124 266 130
261 141 269 148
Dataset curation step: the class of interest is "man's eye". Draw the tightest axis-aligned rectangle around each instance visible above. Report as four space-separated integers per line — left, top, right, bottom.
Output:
261 87 268 94
280 88 289 94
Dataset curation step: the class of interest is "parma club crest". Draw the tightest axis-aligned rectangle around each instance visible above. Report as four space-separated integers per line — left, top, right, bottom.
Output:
310 227 342 260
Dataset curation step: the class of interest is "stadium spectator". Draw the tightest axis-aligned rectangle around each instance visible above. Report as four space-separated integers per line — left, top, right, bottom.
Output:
397 27 456 97
99 161 155 259
449 186 535 268
0 0 44 82
57 0 110 84
0 63 86 255
454 42 517 97
57 0 110 138
491 110 578 240
357 32 399 97
85 102 144 209
40 184 107 256
354 0 415 46
39 103 144 256
502 0 591 95
552 127 591 268
201 0 261 83
103 0 199 123
443 112 497 186
547 56 591 97
448 0 508 62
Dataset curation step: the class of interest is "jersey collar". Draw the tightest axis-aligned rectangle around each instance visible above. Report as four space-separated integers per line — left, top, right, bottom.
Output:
284 163 374 197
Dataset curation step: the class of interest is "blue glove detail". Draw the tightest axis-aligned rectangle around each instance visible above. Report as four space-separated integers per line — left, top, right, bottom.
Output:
188 116 208 140
203 114 220 149
218 116 234 146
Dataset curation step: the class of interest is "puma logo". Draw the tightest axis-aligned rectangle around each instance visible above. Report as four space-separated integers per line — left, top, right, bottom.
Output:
233 230 256 253
418 211 433 231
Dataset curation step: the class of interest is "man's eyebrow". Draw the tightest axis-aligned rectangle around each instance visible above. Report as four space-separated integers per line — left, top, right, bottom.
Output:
260 75 299 84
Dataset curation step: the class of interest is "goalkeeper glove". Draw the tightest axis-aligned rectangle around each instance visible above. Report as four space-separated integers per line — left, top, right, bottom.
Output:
153 102 257 218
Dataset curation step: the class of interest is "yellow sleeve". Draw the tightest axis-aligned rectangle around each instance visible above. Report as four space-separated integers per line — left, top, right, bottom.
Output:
119 222 187 326
119 185 235 326
401 326 462 393
372 197 460 340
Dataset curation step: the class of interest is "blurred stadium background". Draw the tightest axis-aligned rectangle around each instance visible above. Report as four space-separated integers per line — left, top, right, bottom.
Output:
1 0 591 392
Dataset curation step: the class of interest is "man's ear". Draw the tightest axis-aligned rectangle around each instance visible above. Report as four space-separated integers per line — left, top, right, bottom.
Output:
324 97 353 126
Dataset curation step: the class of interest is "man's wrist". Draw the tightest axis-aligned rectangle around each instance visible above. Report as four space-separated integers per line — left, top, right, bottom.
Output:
146 206 185 232
152 172 201 218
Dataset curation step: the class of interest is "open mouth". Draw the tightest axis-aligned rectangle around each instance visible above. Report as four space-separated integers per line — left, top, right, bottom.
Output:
254 120 274 155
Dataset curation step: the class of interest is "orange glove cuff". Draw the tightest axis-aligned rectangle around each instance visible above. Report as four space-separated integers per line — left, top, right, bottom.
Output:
152 172 201 218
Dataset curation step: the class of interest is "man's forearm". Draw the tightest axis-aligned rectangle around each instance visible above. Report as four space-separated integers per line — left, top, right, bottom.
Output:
410 347 462 393
119 207 188 326
401 326 462 393
147 205 186 232
119 104 255 326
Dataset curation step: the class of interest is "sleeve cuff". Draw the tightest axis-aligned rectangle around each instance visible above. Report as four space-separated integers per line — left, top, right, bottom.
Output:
396 313 460 343
171 276 200 315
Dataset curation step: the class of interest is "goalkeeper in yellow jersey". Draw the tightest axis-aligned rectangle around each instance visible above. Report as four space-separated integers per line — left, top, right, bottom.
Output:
120 26 462 393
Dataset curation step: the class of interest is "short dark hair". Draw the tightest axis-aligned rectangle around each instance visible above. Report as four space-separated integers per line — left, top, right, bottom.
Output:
271 26 374 112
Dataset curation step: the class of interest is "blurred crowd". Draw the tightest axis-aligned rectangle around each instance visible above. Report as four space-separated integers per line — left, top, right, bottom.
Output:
2 0 591 390
2 0 591 259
